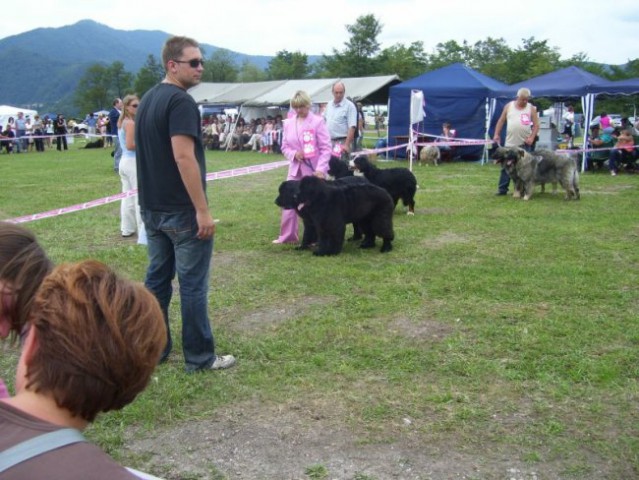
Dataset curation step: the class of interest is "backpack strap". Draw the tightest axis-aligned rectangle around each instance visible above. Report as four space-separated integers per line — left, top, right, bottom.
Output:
0 428 86 473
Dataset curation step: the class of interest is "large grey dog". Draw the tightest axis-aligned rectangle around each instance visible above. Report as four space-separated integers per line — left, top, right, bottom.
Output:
493 147 580 201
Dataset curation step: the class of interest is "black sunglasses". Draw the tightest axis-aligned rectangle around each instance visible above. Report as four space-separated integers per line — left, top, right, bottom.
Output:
173 58 205 68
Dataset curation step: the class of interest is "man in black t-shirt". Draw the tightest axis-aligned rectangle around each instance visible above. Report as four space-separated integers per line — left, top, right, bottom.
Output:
135 36 236 373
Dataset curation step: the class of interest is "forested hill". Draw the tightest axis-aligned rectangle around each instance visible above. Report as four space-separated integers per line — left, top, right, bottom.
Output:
0 19 272 111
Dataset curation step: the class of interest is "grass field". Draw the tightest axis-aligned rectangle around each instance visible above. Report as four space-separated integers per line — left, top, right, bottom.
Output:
0 141 638 479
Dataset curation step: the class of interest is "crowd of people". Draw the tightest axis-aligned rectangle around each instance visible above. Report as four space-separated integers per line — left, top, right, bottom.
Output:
201 114 285 153
0 109 123 155
1 113 60 154
587 118 639 175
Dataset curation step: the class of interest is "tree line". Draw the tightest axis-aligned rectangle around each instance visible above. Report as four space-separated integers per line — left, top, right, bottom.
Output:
75 14 639 116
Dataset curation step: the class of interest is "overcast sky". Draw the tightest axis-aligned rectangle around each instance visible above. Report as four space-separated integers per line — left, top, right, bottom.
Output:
2 0 638 66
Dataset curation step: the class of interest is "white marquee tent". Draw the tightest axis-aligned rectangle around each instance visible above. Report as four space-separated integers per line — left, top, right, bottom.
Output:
0 105 38 129
188 76 400 121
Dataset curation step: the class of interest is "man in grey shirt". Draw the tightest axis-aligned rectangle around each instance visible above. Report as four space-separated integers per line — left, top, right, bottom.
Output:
323 81 357 161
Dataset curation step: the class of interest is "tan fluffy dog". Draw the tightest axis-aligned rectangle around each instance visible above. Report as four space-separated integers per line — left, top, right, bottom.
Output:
493 147 580 201
418 145 440 166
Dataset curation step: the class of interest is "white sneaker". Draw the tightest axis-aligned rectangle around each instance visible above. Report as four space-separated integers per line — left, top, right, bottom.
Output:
210 354 236 370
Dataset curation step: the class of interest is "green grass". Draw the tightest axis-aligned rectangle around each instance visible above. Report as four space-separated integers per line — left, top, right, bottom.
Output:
1 141 638 478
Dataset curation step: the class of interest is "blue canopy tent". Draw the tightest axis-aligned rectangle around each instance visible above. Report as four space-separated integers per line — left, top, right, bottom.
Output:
592 77 639 95
495 67 620 171
388 63 509 161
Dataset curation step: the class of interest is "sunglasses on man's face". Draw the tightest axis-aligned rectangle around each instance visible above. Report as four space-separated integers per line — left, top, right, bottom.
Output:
173 58 205 68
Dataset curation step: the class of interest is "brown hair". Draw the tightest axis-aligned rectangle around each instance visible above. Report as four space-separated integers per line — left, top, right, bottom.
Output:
162 36 200 70
0 222 53 340
25 260 166 422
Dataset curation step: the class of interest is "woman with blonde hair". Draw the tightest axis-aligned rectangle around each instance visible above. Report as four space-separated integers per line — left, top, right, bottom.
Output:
273 90 331 244
118 94 146 244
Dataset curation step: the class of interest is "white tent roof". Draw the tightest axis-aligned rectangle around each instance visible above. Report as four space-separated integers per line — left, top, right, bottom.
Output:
188 76 400 107
0 105 38 128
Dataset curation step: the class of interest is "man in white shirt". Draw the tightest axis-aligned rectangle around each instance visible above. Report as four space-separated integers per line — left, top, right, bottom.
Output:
323 81 357 161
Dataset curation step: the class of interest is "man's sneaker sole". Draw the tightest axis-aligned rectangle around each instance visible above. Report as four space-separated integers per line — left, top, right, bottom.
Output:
210 354 236 370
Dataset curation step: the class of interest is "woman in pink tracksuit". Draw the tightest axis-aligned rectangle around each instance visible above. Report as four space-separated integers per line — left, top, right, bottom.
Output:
273 91 331 244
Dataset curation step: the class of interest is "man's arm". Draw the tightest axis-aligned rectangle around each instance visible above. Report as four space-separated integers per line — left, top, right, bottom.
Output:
171 134 215 240
492 104 509 143
344 102 358 153
527 106 540 146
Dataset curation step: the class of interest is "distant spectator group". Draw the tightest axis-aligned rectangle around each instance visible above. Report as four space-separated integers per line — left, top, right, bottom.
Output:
201 114 284 153
587 115 639 175
0 113 61 154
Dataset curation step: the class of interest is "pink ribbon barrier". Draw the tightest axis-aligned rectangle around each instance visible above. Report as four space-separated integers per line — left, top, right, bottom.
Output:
6 160 289 224
351 143 409 157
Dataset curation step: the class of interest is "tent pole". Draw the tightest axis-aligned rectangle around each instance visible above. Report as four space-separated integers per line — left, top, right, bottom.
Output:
225 105 243 152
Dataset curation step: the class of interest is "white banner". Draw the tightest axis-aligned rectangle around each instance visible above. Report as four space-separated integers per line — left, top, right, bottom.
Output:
409 89 425 125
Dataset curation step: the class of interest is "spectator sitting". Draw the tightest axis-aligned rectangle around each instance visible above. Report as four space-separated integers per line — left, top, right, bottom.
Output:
244 118 263 151
272 115 284 154
2 121 15 154
609 128 637 175
0 260 166 479
435 122 456 161
203 120 220 150
587 124 615 171
261 118 274 153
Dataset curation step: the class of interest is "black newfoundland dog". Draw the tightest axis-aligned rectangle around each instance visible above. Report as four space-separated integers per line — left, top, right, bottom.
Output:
350 156 417 214
327 157 353 179
297 176 394 256
275 176 369 250
84 138 104 149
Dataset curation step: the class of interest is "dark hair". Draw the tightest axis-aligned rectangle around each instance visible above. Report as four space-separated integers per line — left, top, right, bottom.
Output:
162 36 200 70
26 261 166 422
0 222 53 341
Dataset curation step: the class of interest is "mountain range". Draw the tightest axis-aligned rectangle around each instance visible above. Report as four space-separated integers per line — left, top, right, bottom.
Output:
0 20 275 113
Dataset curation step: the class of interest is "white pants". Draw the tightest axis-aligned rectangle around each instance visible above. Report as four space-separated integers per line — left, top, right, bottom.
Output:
119 153 146 244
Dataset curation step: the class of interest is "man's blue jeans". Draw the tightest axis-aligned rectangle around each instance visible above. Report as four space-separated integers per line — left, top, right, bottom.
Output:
142 209 216 372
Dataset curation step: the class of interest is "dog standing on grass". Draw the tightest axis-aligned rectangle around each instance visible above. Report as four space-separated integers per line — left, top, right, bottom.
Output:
419 145 440 166
492 147 580 201
350 156 417 214
297 176 395 256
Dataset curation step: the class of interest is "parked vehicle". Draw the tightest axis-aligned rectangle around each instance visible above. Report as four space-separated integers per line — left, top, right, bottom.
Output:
609 114 622 127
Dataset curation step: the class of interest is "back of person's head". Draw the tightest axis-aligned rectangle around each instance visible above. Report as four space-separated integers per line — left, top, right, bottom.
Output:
0 222 53 340
25 260 166 422
162 36 200 70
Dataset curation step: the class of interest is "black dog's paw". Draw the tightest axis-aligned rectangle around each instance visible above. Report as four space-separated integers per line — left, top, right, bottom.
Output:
380 242 393 253
359 240 376 249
